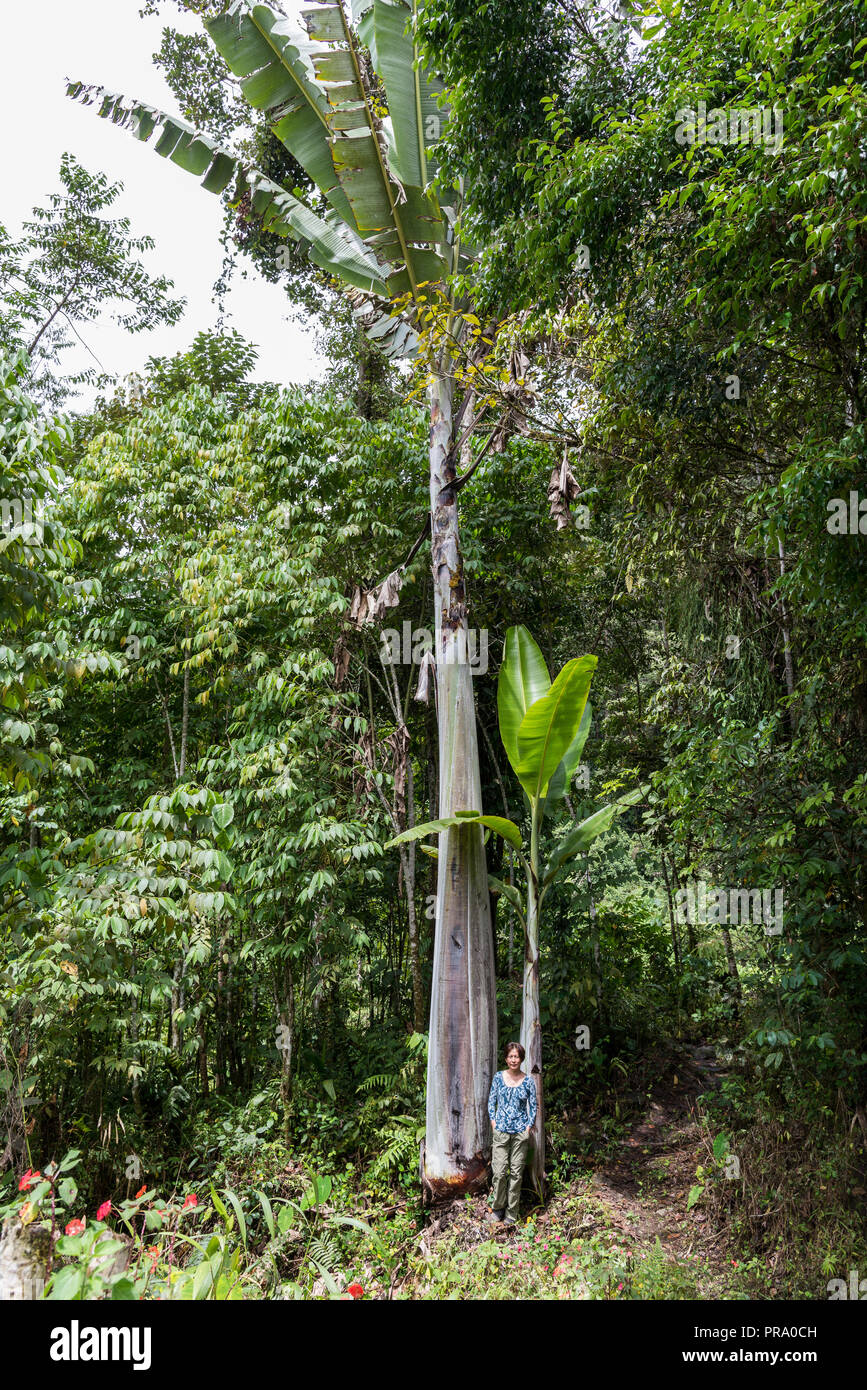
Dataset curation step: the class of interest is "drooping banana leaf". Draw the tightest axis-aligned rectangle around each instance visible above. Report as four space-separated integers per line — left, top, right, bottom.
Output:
542 803 618 886
346 289 419 358
488 876 526 920
615 787 646 809
385 810 523 852
65 82 390 297
542 785 647 886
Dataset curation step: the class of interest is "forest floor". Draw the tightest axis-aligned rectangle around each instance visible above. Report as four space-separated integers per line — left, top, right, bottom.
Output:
578 1041 741 1295
401 1042 751 1299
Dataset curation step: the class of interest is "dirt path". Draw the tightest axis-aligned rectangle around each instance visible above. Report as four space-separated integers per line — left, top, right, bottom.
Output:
576 1043 738 1288
415 1042 741 1297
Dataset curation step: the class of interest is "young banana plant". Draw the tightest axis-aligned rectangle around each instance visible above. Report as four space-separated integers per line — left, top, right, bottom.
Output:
387 624 643 1193
68 0 496 1200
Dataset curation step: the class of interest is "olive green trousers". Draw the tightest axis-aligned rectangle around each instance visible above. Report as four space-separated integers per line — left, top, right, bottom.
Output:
490 1129 529 1221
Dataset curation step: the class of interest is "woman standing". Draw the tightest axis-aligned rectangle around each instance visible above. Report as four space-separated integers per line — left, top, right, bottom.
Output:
485 1041 537 1225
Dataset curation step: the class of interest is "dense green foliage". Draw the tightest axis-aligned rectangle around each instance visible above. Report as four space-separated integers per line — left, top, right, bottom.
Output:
419 0 867 1280
1 0 865 1301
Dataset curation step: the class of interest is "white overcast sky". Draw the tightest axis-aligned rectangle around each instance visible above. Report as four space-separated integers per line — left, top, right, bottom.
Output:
1 0 326 406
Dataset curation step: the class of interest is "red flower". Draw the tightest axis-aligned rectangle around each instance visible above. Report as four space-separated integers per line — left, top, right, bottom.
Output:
347 1283 364 1300
96 1200 112 1221
135 1185 148 1199
65 1218 86 1237
18 1169 41 1192
182 1193 198 1210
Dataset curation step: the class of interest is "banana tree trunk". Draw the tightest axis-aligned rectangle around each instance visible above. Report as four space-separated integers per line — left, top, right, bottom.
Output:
520 810 545 1195
423 366 498 1200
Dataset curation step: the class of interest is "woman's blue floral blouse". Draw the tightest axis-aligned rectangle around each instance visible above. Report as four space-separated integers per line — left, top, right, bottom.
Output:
487 1071 538 1134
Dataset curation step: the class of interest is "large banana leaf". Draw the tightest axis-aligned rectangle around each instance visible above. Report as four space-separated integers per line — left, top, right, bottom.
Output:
372 0 447 192
542 803 618 886
544 699 592 806
351 0 448 194
542 786 647 886
65 83 390 297
497 625 551 785
69 0 464 358
385 810 523 852
297 0 449 294
515 656 597 803
203 3 357 230
615 786 648 807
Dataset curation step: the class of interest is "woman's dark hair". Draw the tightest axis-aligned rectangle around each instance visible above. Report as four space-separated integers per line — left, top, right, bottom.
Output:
505 1041 525 1062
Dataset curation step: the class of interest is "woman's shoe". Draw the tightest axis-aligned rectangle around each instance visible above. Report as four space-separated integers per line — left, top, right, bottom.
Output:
485 1209 505 1223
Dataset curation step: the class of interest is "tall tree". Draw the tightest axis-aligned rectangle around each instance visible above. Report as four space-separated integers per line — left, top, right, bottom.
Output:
69 0 500 1196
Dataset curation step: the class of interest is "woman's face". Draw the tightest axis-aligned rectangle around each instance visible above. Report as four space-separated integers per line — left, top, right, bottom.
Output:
506 1048 521 1070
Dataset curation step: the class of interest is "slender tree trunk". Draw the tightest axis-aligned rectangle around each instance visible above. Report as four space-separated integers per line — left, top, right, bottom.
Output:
660 854 681 974
480 716 512 976
776 537 797 733
170 958 184 1053
404 759 425 1030
247 979 257 1087
276 958 295 1146
178 635 190 779
753 462 796 730
424 365 497 1200
401 846 424 1032
426 700 438 821
226 938 241 1087
721 926 742 1009
215 927 228 1094
487 830 501 975
520 810 544 1194
27 291 71 355
129 1002 143 1120
356 326 373 419
586 864 604 1021
374 656 425 1031
153 674 179 780
673 858 698 954
197 1007 209 1097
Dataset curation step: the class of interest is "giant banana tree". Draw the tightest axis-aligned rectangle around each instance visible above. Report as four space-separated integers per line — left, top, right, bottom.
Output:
388 625 642 1192
68 0 496 1198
